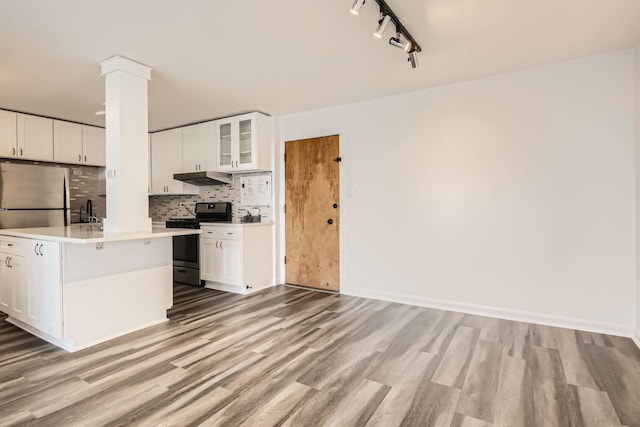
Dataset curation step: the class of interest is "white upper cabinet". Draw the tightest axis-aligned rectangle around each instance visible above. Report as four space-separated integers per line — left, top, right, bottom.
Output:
215 112 273 172
150 128 198 195
0 110 17 158
17 113 54 162
182 121 216 172
81 126 106 166
53 121 105 167
53 121 83 164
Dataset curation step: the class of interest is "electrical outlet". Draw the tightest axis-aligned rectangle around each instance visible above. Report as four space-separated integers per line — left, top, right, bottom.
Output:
179 202 186 207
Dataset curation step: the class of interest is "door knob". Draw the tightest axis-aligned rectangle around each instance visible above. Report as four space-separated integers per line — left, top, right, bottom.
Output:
327 219 334 225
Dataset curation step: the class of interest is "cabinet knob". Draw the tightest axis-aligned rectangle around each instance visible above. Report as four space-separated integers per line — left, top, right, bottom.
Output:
327 219 334 225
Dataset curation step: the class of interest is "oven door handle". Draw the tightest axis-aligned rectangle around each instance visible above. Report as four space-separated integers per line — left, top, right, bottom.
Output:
176 269 187 273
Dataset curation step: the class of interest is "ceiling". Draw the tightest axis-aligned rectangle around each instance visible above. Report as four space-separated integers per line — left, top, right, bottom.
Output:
1 0 639 132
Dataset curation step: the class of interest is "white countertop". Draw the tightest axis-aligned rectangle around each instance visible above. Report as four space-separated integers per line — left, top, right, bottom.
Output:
199 221 274 227
0 224 201 244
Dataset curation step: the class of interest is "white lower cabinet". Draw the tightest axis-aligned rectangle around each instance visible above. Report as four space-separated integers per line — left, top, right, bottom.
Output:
201 236 242 286
0 253 12 314
27 241 62 337
200 224 274 294
0 238 27 321
0 237 62 338
0 254 26 321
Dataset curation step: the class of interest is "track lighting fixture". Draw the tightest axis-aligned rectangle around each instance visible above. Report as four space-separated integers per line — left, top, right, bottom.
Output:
349 0 421 68
374 14 391 39
350 0 365 15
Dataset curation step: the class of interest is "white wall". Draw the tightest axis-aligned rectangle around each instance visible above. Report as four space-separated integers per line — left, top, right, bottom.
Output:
277 49 636 335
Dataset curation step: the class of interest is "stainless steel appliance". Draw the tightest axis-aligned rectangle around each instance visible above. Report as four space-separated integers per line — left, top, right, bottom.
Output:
166 202 232 286
0 163 70 229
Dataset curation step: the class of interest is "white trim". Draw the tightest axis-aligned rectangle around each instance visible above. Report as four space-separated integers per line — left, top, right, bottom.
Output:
633 330 640 349
342 287 634 338
100 55 152 79
7 317 168 353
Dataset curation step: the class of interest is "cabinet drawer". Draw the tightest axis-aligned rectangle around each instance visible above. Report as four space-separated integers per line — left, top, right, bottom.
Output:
200 227 242 241
0 238 25 254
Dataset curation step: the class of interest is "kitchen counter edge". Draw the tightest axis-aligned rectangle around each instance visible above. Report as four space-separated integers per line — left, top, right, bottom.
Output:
199 222 274 227
0 225 201 244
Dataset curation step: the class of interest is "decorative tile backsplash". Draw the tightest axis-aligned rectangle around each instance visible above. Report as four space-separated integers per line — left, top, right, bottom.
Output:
2 160 273 225
149 171 274 223
68 165 106 223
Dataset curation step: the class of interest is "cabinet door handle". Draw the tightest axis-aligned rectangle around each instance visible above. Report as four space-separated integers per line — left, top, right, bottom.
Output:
84 155 87 162
12 147 15 156
220 241 223 249
34 243 39 255
79 154 82 161
39 244 44 256
215 241 219 248
176 269 187 273
4 257 8 267
8 257 12 268
19 148 23 156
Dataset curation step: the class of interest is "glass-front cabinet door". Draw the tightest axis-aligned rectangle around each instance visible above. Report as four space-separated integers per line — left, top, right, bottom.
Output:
217 121 233 171
238 118 254 167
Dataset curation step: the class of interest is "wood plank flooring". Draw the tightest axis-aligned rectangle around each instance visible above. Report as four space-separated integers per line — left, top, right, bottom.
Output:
1 284 639 426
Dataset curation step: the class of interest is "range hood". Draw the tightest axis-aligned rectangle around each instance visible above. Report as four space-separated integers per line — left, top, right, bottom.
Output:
173 171 233 186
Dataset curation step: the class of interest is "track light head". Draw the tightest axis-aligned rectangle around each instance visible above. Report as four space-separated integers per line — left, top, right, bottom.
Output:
389 33 411 51
408 50 419 69
350 0 365 15
389 36 403 49
374 14 391 39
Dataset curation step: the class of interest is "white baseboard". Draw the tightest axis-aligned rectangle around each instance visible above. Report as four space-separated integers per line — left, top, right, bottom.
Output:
341 287 633 338
633 330 640 350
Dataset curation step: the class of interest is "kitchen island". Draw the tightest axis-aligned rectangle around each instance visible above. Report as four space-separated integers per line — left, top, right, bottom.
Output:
0 224 200 352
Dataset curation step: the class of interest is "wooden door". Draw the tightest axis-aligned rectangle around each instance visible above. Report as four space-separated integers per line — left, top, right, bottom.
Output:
285 135 340 291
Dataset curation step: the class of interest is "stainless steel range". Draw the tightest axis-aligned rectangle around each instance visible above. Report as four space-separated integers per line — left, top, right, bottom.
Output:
166 202 232 286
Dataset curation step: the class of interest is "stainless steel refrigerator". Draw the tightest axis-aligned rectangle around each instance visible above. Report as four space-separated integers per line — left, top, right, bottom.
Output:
0 163 70 229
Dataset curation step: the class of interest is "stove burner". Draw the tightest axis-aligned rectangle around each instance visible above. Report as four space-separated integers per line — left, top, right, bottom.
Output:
165 202 233 229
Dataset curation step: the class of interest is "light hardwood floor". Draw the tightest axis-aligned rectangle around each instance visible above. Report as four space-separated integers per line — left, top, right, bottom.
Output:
1 284 639 426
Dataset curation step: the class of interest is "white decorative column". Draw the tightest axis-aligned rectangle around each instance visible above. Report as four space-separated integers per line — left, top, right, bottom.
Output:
100 56 152 233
